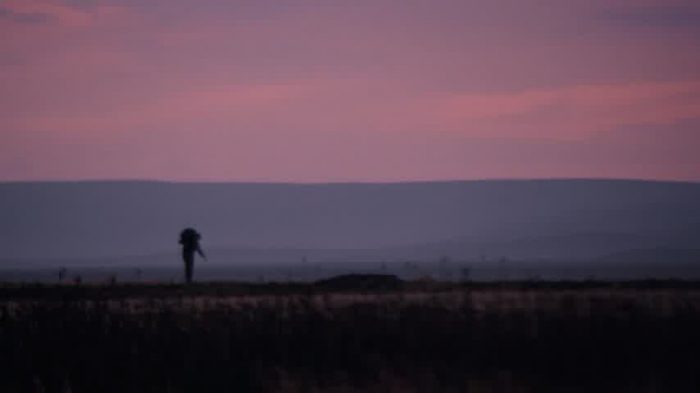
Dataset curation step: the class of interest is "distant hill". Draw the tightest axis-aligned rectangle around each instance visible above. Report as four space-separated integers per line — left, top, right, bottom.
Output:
597 248 700 264
1 179 699 265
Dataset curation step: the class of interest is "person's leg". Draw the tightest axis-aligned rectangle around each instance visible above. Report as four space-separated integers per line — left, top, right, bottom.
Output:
183 251 194 283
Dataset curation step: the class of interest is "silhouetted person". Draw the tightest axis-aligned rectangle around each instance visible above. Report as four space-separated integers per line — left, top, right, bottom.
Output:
179 227 206 283
58 267 67 283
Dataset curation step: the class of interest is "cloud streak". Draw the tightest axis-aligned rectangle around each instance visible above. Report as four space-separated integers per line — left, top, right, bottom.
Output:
439 80 700 138
0 0 112 27
600 4 700 29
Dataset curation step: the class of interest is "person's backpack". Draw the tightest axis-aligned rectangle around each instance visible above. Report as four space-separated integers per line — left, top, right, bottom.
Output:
179 228 201 245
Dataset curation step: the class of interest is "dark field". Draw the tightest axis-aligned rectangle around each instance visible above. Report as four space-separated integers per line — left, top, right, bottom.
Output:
2 281 700 392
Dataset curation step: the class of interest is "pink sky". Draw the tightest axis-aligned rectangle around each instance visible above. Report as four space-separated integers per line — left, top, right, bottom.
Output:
1 0 699 182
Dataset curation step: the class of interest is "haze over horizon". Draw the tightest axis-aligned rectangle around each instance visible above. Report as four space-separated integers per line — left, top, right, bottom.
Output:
2 179 699 263
2 0 700 183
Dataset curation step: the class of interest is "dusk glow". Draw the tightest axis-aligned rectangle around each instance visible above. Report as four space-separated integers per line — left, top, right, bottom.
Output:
2 0 699 181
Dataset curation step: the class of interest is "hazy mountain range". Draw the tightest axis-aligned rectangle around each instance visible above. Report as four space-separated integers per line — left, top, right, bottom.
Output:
1 179 699 268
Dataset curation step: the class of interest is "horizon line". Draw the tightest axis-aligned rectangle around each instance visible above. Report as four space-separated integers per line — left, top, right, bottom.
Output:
0 176 699 186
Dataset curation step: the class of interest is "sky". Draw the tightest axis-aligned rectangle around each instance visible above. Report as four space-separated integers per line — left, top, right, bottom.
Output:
1 0 699 182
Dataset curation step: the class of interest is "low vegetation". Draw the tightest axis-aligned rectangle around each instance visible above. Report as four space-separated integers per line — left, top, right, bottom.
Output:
1 280 700 392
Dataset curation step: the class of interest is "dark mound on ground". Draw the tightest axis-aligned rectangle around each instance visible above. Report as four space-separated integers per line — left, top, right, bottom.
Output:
314 274 403 290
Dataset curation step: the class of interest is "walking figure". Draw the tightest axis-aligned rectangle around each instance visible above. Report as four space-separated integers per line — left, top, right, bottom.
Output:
179 227 206 283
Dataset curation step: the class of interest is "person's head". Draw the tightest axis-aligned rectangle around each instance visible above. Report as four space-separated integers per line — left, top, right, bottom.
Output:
180 227 200 243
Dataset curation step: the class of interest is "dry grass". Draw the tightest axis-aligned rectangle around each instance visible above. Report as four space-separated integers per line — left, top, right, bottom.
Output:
1 282 700 392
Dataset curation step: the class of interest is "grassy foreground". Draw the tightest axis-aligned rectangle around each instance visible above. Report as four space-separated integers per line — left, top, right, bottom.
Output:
1 280 700 392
